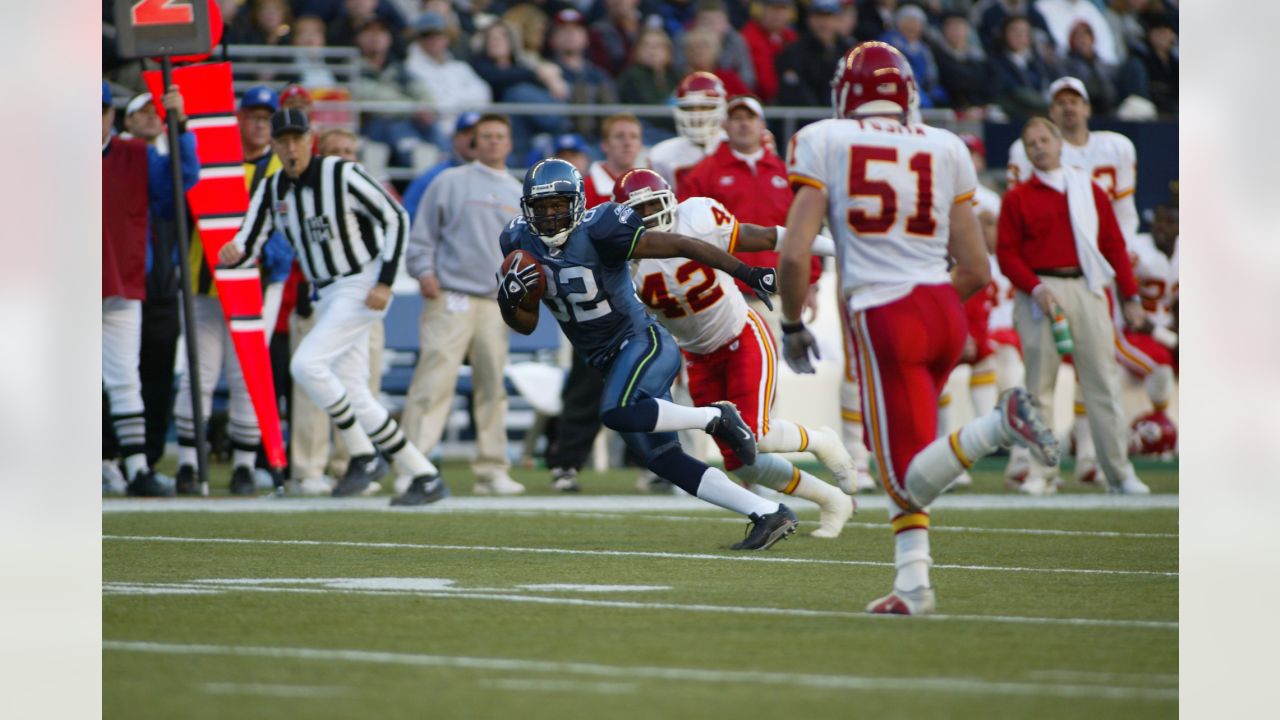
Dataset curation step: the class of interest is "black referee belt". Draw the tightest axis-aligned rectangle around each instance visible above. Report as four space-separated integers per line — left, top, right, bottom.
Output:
1035 268 1084 279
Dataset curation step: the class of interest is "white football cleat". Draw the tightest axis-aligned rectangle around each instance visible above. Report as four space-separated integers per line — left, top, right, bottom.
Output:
866 585 936 615
474 474 526 496
854 468 878 492
293 476 335 496
808 426 859 495
997 388 1060 466
1111 470 1151 495
809 487 855 539
102 460 128 496
1004 445 1032 489
1018 473 1050 496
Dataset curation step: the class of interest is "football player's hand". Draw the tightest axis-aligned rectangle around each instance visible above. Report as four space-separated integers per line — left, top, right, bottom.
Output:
496 263 541 311
732 265 777 310
780 321 820 374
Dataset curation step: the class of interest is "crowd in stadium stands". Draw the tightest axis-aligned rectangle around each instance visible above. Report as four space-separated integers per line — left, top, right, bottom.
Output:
104 0 1178 166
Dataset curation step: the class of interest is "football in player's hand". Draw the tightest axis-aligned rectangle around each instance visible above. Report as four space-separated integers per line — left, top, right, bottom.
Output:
501 249 545 306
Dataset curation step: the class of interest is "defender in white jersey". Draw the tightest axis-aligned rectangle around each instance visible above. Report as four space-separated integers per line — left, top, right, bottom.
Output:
1007 76 1140 486
615 169 858 537
777 43 1059 615
648 72 726 196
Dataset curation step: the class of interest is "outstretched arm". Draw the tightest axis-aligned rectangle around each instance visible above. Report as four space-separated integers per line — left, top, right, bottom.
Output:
630 230 777 305
734 222 836 257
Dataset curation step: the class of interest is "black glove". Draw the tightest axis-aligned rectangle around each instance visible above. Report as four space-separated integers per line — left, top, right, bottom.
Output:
730 263 777 310
780 321 820 374
496 262 542 312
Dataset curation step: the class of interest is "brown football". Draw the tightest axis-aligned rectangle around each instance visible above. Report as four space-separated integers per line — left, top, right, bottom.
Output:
500 249 546 305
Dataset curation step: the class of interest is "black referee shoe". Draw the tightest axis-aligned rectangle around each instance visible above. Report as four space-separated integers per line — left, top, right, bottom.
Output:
705 401 758 466
126 469 175 498
229 466 257 496
390 473 449 506
175 465 204 496
730 504 798 551
332 454 386 497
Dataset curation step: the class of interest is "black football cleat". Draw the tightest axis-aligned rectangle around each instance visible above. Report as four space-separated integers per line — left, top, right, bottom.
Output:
229 466 257 496
705 401 758 466
174 464 204 496
126 469 175 498
390 473 449 506
730 504 799 551
332 454 386 497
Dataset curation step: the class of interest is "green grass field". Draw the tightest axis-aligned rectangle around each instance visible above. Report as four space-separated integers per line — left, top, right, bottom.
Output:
103 458 1178 719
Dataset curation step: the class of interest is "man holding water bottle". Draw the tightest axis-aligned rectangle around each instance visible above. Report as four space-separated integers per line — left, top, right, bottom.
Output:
996 117 1150 495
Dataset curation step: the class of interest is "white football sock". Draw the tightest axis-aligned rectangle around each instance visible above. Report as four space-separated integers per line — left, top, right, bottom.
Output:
695 466 778 517
756 418 806 453
894 527 932 592
654 399 721 433
905 410 1004 507
123 453 148 480
1145 365 1174 411
388 443 438 478
177 444 197 469
232 449 257 470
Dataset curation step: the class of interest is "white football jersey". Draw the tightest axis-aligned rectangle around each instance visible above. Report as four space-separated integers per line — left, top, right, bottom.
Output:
1007 130 1138 241
1127 232 1179 329
649 133 722 197
973 183 1013 331
787 117 977 311
631 197 748 355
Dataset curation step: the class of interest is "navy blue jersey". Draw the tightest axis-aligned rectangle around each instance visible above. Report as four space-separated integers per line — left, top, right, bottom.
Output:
500 202 656 369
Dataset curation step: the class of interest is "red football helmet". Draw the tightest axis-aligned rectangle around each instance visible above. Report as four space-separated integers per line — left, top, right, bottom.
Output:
674 72 727 146
1128 411 1178 457
613 169 677 232
279 83 313 110
831 42 918 120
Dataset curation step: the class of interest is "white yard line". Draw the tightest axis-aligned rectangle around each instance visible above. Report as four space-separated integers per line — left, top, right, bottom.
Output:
481 678 637 694
102 493 1178 514
103 534 1178 578
101 580 1177 631
104 640 1176 702
200 682 351 699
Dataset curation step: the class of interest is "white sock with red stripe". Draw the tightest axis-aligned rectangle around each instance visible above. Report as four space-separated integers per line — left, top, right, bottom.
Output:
904 410 1004 507
653 399 721 433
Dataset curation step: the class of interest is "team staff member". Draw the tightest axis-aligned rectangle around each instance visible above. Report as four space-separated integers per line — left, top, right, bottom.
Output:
403 114 526 496
583 113 646 207
996 117 1150 495
172 85 293 496
220 109 449 505
102 81 199 497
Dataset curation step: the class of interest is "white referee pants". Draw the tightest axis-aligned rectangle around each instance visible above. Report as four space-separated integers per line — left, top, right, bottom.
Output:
102 296 146 456
290 265 392 436
173 294 260 453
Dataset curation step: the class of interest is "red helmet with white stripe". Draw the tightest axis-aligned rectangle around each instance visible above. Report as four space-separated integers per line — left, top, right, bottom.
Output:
674 72 727 146
613 169 677 232
831 42 918 121
1129 411 1178 457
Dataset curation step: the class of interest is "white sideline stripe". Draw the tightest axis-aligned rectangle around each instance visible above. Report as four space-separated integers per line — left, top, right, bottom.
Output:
1026 670 1178 686
101 581 1178 631
201 682 350 699
103 640 1177 701
101 493 1178 514
103 535 1178 578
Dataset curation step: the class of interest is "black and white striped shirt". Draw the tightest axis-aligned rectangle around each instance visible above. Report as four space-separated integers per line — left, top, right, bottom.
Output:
229 156 407 286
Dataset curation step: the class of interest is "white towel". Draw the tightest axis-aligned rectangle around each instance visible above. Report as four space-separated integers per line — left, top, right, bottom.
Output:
1034 166 1114 296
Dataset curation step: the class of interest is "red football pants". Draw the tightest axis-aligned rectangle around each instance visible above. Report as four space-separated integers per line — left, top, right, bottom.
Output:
848 284 966 511
683 309 778 471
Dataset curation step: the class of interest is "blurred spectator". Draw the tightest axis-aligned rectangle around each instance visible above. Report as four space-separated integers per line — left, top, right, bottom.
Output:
680 28 750 97
297 0 406 44
616 27 680 115
740 0 797 103
403 114 526 497
288 15 340 86
552 132 592 176
931 11 992 113
774 0 855 107
880 4 947 108
351 17 415 101
589 0 645 77
1038 0 1120 66
328 0 384 47
549 9 619 139
855 0 897 44
687 0 757 93
501 3 553 58
403 112 482 223
421 0 474 61
470 20 569 153
1060 21 1118 117
1104 0 1176 59
584 113 645 206
1133 13 1176 116
228 0 293 45
989 14 1056 120
970 0 1054 60
404 12 493 142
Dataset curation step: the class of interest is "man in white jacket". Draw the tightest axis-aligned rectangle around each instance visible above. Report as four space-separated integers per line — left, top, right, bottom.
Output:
403 12 493 142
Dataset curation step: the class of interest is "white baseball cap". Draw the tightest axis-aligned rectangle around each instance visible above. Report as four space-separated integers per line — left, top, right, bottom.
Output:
125 93 154 117
726 95 765 119
1047 77 1090 104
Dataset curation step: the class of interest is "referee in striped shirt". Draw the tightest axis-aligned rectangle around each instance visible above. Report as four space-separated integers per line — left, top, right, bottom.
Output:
220 109 448 504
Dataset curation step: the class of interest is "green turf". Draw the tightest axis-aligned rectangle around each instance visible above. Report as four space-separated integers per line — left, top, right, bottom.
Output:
105 461 1178 719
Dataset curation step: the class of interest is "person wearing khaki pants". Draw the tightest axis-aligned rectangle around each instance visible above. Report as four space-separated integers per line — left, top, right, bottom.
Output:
996 117 1149 494
403 114 526 495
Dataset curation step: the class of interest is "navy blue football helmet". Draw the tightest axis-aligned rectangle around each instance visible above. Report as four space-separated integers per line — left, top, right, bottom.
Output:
521 158 586 248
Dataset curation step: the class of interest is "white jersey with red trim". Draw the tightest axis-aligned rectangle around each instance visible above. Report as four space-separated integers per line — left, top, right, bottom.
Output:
973 183 1014 331
787 117 977 311
631 197 747 355
1127 232 1178 330
649 134 722 197
1007 130 1138 241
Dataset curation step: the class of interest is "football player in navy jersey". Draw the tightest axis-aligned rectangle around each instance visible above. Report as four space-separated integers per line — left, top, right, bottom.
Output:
498 159 797 550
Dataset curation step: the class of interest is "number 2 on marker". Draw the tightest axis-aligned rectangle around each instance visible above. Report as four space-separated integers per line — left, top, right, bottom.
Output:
132 0 194 27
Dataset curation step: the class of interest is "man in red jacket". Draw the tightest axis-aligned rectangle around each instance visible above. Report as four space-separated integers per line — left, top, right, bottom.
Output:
741 0 798 103
996 117 1150 495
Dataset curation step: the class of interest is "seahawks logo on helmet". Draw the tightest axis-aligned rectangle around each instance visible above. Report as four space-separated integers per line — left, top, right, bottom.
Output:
521 159 586 249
